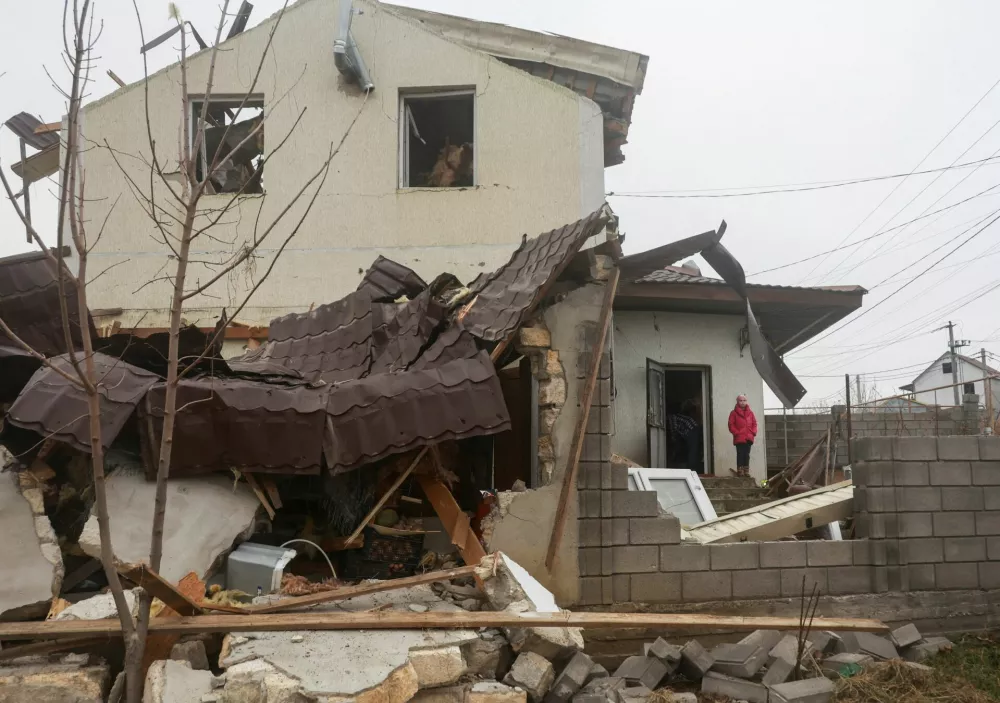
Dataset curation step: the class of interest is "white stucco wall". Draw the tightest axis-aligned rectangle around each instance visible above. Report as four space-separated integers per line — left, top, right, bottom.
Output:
78 0 606 328
913 356 1000 409
611 310 768 479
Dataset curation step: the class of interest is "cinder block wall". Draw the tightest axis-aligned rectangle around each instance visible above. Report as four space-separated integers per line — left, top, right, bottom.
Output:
585 435 1000 605
853 435 1000 592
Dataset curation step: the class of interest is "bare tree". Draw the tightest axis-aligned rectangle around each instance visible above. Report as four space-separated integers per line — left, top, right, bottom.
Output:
3 0 367 699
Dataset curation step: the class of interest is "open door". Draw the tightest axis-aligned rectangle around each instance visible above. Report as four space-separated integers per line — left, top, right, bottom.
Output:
647 359 666 467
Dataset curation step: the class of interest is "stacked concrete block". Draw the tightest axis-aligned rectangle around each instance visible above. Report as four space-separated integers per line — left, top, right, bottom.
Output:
853 435 1000 594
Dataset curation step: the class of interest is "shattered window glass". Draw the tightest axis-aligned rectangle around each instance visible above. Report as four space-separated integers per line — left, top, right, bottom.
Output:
191 97 264 195
400 91 474 188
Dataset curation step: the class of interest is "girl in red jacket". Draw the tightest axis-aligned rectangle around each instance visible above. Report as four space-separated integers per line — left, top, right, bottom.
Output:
728 394 757 477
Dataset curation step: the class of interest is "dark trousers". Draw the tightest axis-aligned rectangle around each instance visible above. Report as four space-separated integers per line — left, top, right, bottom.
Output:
736 442 752 467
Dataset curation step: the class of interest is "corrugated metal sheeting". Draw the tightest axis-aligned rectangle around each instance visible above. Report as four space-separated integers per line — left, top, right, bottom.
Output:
0 209 614 476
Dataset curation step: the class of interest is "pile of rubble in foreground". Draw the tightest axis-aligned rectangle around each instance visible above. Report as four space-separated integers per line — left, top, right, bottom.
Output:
588 623 954 703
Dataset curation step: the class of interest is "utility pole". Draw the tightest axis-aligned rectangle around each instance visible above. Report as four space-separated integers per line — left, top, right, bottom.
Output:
983 347 994 433
845 373 853 465
856 375 862 406
939 321 970 406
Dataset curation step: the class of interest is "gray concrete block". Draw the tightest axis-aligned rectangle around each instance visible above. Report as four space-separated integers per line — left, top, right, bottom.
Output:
645 638 682 670
944 536 986 562
601 465 628 492
827 566 872 595
899 512 933 538
855 437 893 461
611 573 630 603
710 640 770 680
505 652 556 702
612 656 667 690
701 672 768 703
617 686 652 703
904 637 953 662
610 492 659 518
578 548 601 577
892 437 937 462
578 577 603 605
545 652 594 703
709 542 760 570
901 538 943 563
867 513 900 539
779 568 828 597
979 562 1000 589
935 562 979 589
984 488 1000 511
892 461 930 486
897 487 942 512
578 462 602 490
973 462 1000 486
908 563 936 590
602 547 614 576
866 486 899 513
768 677 836 703
769 634 813 665
976 511 1000 535
629 572 681 603
806 540 854 567
761 655 794 686
810 632 842 655
682 570 732 601
988 536 1000 560
579 519 601 548
612 546 659 573
820 653 873 676
932 511 976 537
941 487 984 511
579 491 601 519
929 461 972 486
602 518 629 547
760 541 806 568
679 640 714 681
890 624 922 649
980 437 1000 461
628 517 680 545
731 568 781 599
855 633 898 661
659 544 709 571
574 676 625 703
939 437 980 461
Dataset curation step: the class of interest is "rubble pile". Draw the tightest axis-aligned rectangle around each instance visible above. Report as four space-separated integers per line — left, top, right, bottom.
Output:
581 623 955 703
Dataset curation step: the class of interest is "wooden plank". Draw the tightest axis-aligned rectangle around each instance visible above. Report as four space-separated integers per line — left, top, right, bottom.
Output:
107 69 126 88
240 565 480 614
33 122 61 135
61 559 102 592
545 268 620 570
117 563 204 617
0 637 109 661
244 473 276 519
417 475 487 568
346 447 428 545
260 476 283 509
0 610 888 641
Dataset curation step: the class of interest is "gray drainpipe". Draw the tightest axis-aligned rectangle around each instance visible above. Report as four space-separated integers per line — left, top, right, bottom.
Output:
334 0 374 91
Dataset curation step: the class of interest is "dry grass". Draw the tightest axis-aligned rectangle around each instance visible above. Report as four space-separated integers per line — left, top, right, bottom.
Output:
834 659 994 703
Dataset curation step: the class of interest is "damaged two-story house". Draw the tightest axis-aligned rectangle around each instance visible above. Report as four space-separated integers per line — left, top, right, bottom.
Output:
39 0 646 350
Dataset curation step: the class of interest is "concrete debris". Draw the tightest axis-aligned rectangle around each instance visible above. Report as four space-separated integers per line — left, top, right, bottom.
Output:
0 472 63 619
643 638 681 672
711 630 779 679
768 633 813 665
571 676 625 703
471 681 528 703
679 640 714 680
0 654 109 703
411 645 468 688
54 589 140 621
769 676 836 703
889 623 923 650
808 631 842 655
702 671 768 703
820 652 874 677
504 651 555 702
543 651 593 703
854 632 899 661
903 636 954 663
761 654 795 686
144 660 214 703
79 469 259 582
170 640 211 670
617 685 652 703
612 656 667 690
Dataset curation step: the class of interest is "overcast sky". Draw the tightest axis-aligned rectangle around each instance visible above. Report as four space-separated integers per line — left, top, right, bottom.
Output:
3 0 1000 409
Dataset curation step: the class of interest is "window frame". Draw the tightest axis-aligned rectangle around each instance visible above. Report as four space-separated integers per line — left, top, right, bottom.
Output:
627 467 718 525
188 94 266 195
397 88 476 189
964 382 976 395
942 362 953 375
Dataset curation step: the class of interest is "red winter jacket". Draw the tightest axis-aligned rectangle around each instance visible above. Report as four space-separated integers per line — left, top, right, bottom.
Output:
728 404 758 445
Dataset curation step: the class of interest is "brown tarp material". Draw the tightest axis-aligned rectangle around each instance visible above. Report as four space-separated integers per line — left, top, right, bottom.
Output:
7 352 160 453
356 255 427 302
144 377 329 476
461 206 610 344
325 351 511 473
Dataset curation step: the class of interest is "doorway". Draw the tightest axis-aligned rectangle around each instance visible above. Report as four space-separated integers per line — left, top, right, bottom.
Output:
646 361 712 474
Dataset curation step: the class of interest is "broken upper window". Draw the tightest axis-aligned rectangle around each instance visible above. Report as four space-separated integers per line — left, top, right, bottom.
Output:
191 97 264 195
400 90 474 188
942 362 953 375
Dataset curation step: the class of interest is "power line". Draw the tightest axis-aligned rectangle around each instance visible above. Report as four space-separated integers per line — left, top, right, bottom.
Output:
605 155 1000 198
793 74 1000 284
747 183 1000 276
792 209 1000 355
